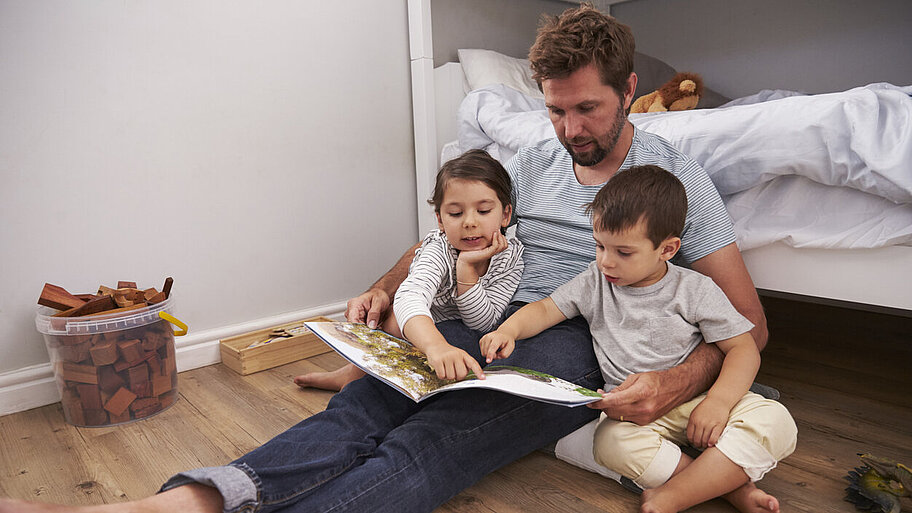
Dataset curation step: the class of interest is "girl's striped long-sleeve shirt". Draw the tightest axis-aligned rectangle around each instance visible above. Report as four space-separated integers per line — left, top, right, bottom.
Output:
393 229 524 333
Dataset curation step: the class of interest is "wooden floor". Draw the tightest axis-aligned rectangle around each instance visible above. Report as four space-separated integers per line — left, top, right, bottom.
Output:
1 296 910 512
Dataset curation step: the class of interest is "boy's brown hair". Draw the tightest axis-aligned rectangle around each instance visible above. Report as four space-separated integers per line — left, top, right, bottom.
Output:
528 2 636 98
587 165 687 248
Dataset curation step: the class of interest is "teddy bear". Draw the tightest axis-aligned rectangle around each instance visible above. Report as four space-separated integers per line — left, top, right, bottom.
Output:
630 72 704 114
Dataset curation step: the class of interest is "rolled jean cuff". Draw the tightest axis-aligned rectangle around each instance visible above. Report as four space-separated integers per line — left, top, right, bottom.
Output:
715 427 779 482
158 463 259 513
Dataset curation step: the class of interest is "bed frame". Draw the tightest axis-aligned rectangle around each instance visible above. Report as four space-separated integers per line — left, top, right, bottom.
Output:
407 0 912 316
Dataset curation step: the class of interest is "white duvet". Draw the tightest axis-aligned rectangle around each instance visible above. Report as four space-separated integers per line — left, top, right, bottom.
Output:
451 83 912 250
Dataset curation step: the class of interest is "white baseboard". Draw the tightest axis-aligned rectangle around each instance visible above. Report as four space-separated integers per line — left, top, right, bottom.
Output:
0 302 346 418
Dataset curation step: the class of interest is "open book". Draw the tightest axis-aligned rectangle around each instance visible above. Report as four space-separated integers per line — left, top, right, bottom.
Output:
304 321 602 407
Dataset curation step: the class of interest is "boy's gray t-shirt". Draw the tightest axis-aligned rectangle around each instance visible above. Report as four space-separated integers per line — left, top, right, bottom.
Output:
550 261 754 388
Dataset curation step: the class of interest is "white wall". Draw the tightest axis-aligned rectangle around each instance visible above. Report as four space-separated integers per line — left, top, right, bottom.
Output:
0 1 417 376
613 0 912 99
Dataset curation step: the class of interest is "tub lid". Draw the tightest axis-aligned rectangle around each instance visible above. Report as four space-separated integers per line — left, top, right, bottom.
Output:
36 297 174 335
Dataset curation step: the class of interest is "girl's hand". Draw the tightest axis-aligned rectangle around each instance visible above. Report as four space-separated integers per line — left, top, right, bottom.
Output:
424 343 485 381
479 331 515 363
457 231 509 267
687 397 729 449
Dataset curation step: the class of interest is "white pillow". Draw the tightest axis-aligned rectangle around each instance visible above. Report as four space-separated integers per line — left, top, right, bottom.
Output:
457 49 544 99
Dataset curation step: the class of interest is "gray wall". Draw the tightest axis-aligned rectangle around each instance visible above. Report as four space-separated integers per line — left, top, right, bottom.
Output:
613 0 912 99
0 1 416 374
431 0 572 64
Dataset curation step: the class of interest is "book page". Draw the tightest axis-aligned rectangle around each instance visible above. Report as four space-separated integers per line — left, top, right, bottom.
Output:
305 321 601 407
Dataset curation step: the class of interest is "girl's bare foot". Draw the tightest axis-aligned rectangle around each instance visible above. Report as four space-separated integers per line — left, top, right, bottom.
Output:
293 363 365 392
725 482 780 513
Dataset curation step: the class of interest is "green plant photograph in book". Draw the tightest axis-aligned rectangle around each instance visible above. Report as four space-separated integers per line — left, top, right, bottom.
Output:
305 321 602 406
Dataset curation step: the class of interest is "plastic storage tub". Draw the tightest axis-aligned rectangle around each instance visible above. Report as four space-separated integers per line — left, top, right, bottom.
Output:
35 297 180 427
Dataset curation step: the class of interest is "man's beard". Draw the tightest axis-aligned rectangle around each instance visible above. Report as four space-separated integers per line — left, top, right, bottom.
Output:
563 101 626 167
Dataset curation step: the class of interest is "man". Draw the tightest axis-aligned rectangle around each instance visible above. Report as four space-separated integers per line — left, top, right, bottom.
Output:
0 4 767 513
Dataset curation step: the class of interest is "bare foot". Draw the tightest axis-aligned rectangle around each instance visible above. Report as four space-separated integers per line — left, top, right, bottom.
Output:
293 363 365 392
725 482 780 513
640 487 680 513
0 483 223 513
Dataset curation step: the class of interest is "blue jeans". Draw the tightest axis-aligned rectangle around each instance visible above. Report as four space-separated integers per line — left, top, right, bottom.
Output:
161 309 601 513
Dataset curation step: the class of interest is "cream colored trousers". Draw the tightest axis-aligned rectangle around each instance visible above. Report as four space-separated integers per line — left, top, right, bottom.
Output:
593 392 797 489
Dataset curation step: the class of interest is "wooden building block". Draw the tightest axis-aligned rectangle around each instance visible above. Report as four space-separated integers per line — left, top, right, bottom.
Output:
89 340 119 366
143 288 159 300
130 397 160 414
104 387 137 416
58 334 92 347
141 330 168 351
113 358 132 372
127 363 149 388
38 283 86 311
60 362 98 384
61 389 86 426
52 295 117 318
57 340 91 363
109 409 132 424
97 366 126 394
118 339 143 363
76 384 102 410
83 409 109 426
159 391 177 409
117 281 138 289
162 277 173 298
145 354 162 375
146 291 167 305
152 373 172 396
97 285 116 297
133 381 153 398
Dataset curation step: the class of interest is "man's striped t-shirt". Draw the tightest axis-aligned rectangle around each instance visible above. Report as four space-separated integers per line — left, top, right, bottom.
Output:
505 128 736 304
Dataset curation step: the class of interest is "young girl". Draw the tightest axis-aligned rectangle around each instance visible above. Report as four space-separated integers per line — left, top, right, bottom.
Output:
295 149 524 390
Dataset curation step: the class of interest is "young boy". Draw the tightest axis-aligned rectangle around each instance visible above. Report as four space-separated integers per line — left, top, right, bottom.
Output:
480 165 797 513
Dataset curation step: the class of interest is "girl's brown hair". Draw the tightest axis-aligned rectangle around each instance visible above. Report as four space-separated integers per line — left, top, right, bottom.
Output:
429 149 513 213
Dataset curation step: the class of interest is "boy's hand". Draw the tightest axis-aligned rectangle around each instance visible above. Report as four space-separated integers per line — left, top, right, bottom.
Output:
687 397 729 449
457 231 509 267
424 343 485 381
479 331 515 363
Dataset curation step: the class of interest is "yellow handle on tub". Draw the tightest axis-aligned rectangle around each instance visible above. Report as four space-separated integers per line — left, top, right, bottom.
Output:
159 311 188 336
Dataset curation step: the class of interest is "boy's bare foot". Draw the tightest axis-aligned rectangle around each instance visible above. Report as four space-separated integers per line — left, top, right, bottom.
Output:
293 363 365 392
725 482 780 513
639 487 681 513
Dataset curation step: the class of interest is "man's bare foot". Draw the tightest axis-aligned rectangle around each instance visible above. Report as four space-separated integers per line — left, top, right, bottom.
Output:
0 483 223 513
293 363 365 392
725 482 780 513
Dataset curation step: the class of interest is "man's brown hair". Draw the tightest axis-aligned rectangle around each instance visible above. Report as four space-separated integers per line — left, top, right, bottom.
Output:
586 165 687 248
528 2 635 98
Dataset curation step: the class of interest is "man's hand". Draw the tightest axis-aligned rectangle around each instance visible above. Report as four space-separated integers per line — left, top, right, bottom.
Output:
479 331 515 363
345 289 391 329
586 372 677 425
424 343 485 381
687 397 729 449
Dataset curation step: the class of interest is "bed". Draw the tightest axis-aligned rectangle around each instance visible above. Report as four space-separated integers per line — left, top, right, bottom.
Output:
408 0 912 316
